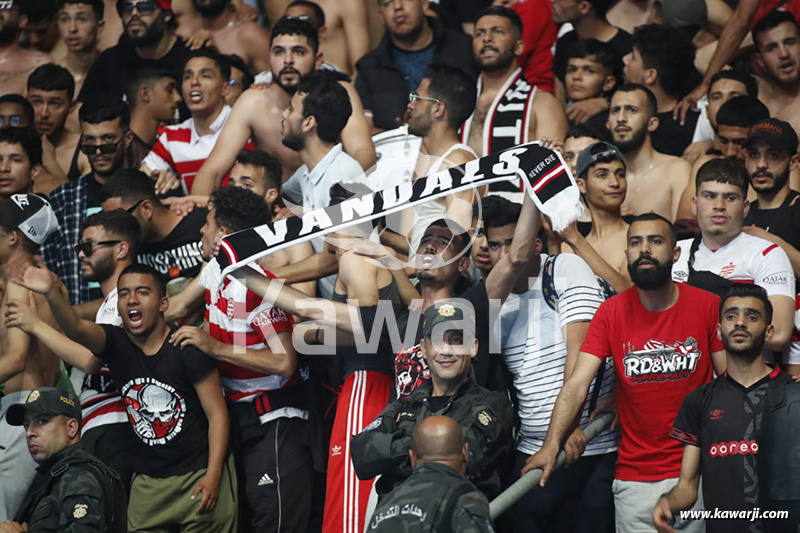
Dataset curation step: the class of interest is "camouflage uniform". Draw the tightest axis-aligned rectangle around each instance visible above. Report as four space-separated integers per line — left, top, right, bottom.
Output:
351 378 515 499
14 443 126 532
366 462 495 532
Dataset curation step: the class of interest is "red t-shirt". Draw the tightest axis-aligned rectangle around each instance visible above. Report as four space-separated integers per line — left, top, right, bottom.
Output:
513 0 557 94
581 283 723 481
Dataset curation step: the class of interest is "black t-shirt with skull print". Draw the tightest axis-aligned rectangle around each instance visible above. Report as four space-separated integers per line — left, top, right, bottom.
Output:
96 324 217 477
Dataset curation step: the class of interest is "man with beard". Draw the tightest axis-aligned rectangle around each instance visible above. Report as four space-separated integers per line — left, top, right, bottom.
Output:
405 64 479 257
191 0 269 75
279 71 367 299
741 119 800 377
607 84 690 221
42 98 133 305
653 285 793 533
100 169 206 280
462 6 566 200
0 0 52 97
355 0 475 133
78 0 191 108
672 159 795 356
751 11 800 141
526 213 726 533
189 17 375 192
743 119 800 273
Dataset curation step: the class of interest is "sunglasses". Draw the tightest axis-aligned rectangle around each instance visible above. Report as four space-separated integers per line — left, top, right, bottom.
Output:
120 0 158 15
0 115 24 128
126 199 145 214
79 137 124 155
74 240 121 257
409 91 441 104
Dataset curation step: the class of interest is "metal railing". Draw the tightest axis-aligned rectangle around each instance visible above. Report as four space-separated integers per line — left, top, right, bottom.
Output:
490 412 616 519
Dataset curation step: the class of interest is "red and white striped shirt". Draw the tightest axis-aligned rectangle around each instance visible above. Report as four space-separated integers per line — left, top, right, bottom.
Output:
81 288 128 433
143 105 251 194
206 266 304 423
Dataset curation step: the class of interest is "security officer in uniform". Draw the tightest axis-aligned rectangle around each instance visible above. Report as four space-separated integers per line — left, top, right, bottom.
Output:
351 301 515 500
0 387 126 533
367 415 495 532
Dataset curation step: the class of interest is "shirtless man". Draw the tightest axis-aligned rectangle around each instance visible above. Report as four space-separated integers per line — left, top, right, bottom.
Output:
191 0 270 75
0 1 52 97
463 6 567 198
190 16 375 193
0 193 60 520
55 0 104 100
556 142 631 294
752 11 800 139
405 64 479 255
27 63 91 181
285 0 368 77
607 83 690 220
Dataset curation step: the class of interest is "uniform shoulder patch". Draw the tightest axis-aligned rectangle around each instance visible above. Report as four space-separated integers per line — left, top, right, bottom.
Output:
477 410 493 426
364 417 382 432
73 503 88 519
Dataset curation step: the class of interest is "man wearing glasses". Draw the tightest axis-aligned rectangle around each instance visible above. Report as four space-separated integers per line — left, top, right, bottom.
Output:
41 97 133 306
0 0 52 98
78 0 191 109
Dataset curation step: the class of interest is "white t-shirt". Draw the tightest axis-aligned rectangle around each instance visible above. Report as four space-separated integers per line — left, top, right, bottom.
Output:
495 253 619 456
672 233 795 299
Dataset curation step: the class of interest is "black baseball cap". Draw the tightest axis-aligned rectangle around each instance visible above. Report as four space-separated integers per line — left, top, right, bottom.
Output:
575 142 625 178
745 118 798 154
421 301 476 339
6 387 82 426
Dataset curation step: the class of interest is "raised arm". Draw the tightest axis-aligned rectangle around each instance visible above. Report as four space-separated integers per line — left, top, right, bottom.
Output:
265 250 339 284
484 192 541 302
558 223 632 294
5 298 104 374
231 265 361 334
340 81 377 171
190 90 257 195
10 257 106 353
674 0 760 123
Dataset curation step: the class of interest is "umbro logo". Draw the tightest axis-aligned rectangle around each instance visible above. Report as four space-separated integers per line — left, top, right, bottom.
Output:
258 473 274 486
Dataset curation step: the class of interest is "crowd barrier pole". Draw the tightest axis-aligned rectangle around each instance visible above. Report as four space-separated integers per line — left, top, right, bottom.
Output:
490 412 616 520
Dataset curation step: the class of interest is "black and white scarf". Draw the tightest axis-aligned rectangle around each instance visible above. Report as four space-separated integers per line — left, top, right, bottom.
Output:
200 142 581 291
460 68 536 193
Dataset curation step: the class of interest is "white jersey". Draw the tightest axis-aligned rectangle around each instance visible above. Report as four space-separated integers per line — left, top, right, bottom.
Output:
81 288 127 433
672 233 795 298
495 254 619 456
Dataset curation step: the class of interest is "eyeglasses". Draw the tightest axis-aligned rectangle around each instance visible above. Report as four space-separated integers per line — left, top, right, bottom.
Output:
74 240 121 257
120 0 158 15
409 91 442 105
126 199 145 214
79 137 124 155
0 115 24 128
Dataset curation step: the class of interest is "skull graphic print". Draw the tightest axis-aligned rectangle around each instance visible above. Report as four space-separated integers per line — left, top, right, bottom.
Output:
122 378 187 445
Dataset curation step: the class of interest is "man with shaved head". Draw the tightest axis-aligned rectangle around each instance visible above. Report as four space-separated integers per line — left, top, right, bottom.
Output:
366 416 495 532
